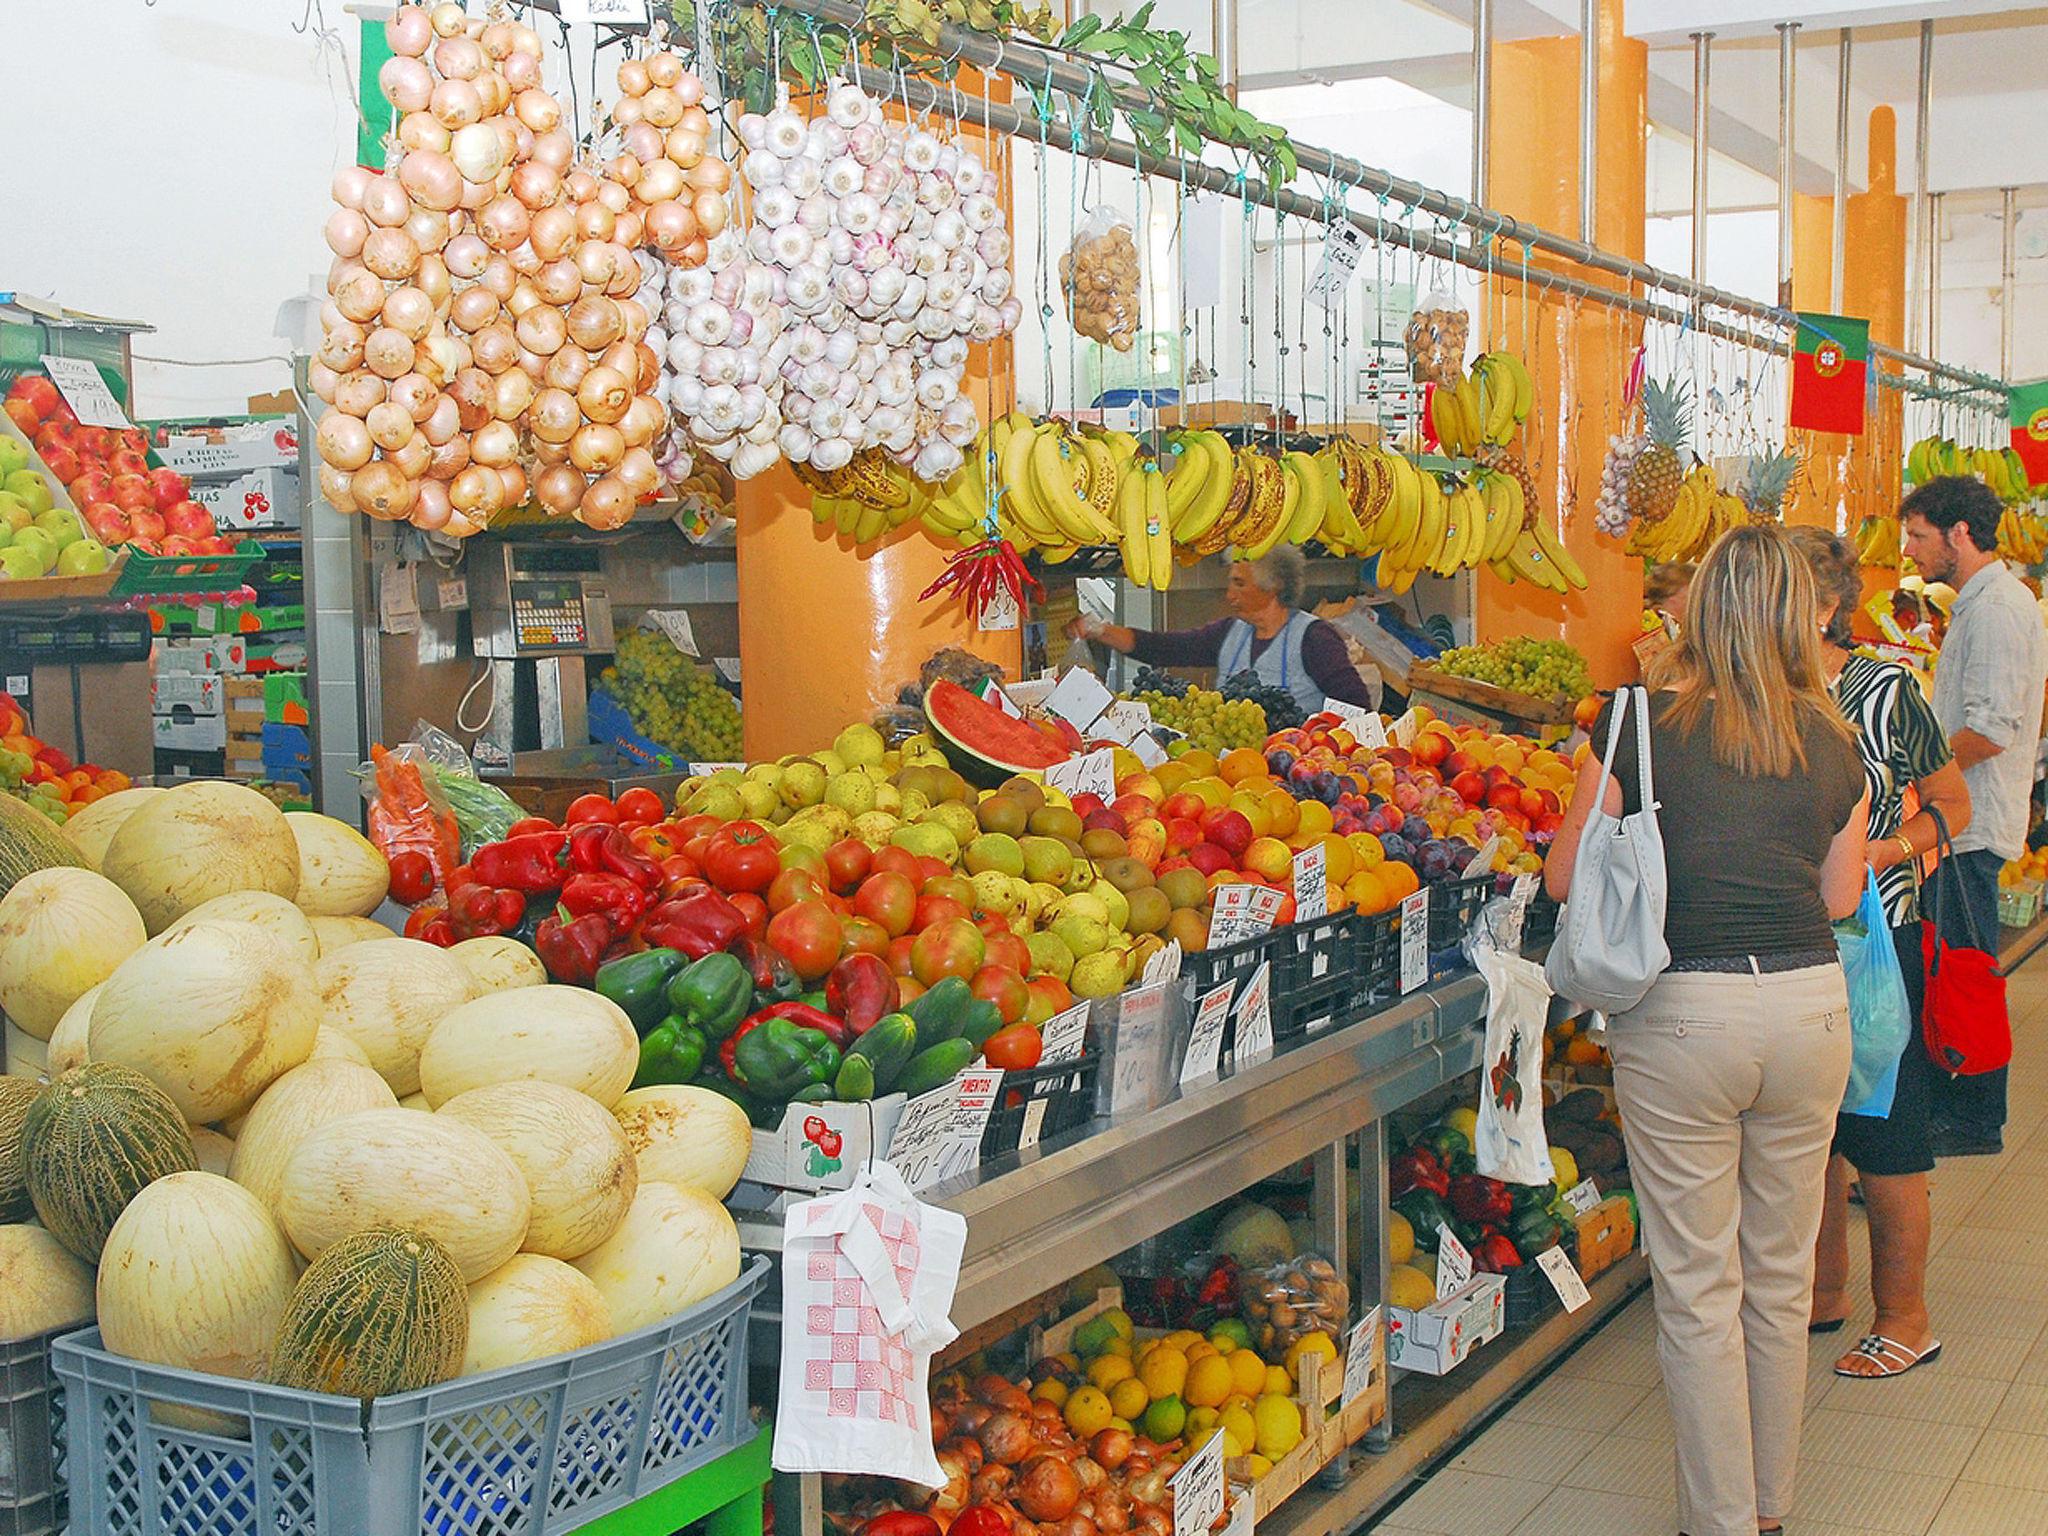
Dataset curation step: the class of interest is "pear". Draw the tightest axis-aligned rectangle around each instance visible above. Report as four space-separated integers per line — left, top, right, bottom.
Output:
834 722 886 767
962 832 1025 879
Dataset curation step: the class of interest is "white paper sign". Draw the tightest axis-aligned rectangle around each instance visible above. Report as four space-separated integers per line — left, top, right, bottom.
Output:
1141 938 1184 987
1399 888 1431 994
1310 221 1367 309
1469 836 1503 878
715 655 742 684
978 581 1020 631
1391 709 1420 749
1018 1097 1051 1151
1108 981 1173 1114
1131 731 1168 768
885 1082 962 1193
1503 871 1539 950
436 576 468 611
1561 1178 1601 1218
1232 961 1273 1066
558 0 650 22
1040 1003 1092 1065
1292 842 1328 921
642 609 700 657
691 761 747 774
1324 697 1388 749
1536 1245 1593 1313
1208 884 1285 948
1170 1428 1225 1536
1179 981 1237 1085
1094 699 1153 745
1435 1224 1474 1301
940 1067 1003 1179
1343 1306 1382 1404
1045 748 1116 801
1045 668 1115 736
39 355 129 428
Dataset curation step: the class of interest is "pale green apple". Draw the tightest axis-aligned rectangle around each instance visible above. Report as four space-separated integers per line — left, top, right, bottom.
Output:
56 539 110 576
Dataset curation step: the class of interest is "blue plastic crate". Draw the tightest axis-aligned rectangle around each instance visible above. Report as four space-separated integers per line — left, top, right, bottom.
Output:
52 1257 767 1536
0 1329 65 1536
587 689 685 772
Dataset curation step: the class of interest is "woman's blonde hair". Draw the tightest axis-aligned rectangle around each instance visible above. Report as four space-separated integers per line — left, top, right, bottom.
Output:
1648 523 1851 776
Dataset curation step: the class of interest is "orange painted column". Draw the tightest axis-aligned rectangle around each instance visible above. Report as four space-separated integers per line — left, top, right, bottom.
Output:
1787 107 1907 535
1474 0 1648 689
735 76 1022 761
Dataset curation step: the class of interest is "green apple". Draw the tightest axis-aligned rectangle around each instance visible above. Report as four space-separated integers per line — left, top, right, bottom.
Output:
3 470 50 516
11 527 57 573
56 539 110 576
0 547 40 580
0 437 26 478
33 508 81 549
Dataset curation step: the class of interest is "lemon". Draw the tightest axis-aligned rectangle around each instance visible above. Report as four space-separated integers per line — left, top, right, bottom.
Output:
1444 1106 1479 1143
1098 1335 1133 1360
1032 1378 1069 1407
1138 1344 1189 1400
1071 1315 1118 1357
1086 1354 1135 1391
1109 1377 1150 1420
1102 1306 1135 1341
1186 1340 1218 1363
1109 1416 1134 1433
1389 1264 1436 1310
1284 1331 1339 1377
1388 1209 1415 1267
1219 1403 1257 1454
1220 1429 1247 1458
1064 1385 1113 1438
1244 1453 1275 1480
1228 1347 1267 1398
1205 1332 1237 1356
1165 1329 1205 1353
1143 1393 1187 1442
1263 1364 1293 1397
1208 1317 1252 1351
1253 1394 1305 1458
1184 1353 1234 1409
1186 1405 1221 1439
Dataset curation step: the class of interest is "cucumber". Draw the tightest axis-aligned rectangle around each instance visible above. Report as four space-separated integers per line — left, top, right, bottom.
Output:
893 1038 977 1097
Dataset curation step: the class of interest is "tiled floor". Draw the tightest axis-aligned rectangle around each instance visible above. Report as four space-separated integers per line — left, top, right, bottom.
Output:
1367 951 2048 1536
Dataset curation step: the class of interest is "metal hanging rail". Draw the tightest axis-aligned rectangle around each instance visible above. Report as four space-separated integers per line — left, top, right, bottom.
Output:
709 0 2007 408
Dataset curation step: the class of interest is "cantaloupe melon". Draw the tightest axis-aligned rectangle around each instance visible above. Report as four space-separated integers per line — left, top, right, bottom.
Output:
2 1019 45 1078
571 1181 741 1336
278 1109 530 1281
307 1026 373 1067
44 983 98 1077
0 793 88 901
0 1075 38 1222
0 1223 96 1343
613 1085 751 1201
189 1126 236 1179
316 939 476 1097
437 1082 637 1261
97 1172 299 1382
271 1228 468 1400
100 781 300 934
448 935 546 993
308 915 395 955
418 987 637 1109
21 1063 198 1261
0 868 145 1039
163 891 319 966
461 1254 611 1376
286 814 390 917
59 786 166 872
229 1059 400 1211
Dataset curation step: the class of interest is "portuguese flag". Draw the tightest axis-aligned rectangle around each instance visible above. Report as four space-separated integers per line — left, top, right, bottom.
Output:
2011 380 2048 488
1789 312 1870 436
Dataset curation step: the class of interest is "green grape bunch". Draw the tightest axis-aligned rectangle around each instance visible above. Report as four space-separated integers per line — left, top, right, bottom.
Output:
1434 637 1591 700
1134 684 1267 754
600 628 743 762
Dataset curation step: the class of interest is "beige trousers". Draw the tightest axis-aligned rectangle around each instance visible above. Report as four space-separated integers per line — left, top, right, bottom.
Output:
1606 962 1851 1536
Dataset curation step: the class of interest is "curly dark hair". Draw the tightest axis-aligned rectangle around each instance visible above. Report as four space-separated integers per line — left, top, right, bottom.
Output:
1900 474 2003 554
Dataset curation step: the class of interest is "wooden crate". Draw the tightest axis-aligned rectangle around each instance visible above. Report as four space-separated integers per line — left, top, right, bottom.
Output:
1408 663 1578 729
1226 1326 1386 1520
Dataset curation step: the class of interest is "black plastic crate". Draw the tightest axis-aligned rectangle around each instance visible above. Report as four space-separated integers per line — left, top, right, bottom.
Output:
1268 909 1376 1040
980 1051 1100 1159
1524 892 1560 948
1181 921 1285 1001
1428 872 1498 953
1355 905 1405 999
1502 1260 1560 1330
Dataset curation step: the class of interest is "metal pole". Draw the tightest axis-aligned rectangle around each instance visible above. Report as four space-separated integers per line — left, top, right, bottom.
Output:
1777 23 1798 307
1911 19 1934 351
1691 32 1712 286
2002 187 2017 379
1832 28 1851 314
1471 0 1493 220
1579 0 1598 245
1928 191 1944 356
1212 0 1238 103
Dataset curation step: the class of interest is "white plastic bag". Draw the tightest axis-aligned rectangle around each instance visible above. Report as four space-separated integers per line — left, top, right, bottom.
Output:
1060 205 1141 352
770 1161 968 1487
1472 939 1554 1187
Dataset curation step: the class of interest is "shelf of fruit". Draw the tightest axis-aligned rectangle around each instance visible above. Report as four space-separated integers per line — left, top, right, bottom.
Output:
0 691 131 826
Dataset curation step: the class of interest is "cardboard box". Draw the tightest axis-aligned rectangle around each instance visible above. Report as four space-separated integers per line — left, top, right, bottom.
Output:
192 466 299 530
740 1094 908 1192
1386 1273 1507 1375
33 659 153 778
155 425 299 476
151 671 222 716
153 711 227 752
158 637 249 674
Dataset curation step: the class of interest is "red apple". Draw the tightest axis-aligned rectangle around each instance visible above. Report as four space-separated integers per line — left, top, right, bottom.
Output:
1161 792 1206 823
1069 792 1106 820
1199 807 1255 857
165 500 216 539
1165 816 1205 854
147 466 189 511
1110 792 1156 823
1082 807 1126 835
1186 841 1235 876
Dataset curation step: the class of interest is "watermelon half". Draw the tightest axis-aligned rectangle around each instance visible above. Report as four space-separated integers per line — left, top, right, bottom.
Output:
922 680 1071 787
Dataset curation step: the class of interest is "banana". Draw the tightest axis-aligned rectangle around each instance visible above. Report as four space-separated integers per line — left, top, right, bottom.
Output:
1172 431 1235 542
999 422 1064 544
1475 358 1515 446
1454 374 1485 454
1314 448 1364 551
1280 450 1325 545
1144 459 1172 588
1528 516 1586 588
1031 428 1116 544
1502 523 1563 590
1115 453 1152 587
1162 432 1210 528
1481 471 1524 563
1075 433 1123 528
1380 452 1422 553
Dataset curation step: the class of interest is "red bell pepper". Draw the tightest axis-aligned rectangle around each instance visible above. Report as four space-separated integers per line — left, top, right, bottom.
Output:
535 903 610 985
638 887 748 960
656 854 703 899
860 1515 942 1536
1391 1145 1450 1200
402 902 446 939
598 827 662 891
449 883 526 940
506 816 558 839
1449 1174 1515 1228
1471 1230 1523 1273
824 952 900 1036
730 934 798 1002
567 822 615 875
559 872 649 930
418 915 455 947
470 831 569 893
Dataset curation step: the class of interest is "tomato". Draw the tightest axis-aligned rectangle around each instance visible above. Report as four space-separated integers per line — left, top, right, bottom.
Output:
947 1510 1011 1536
766 866 823 913
630 822 681 860
506 816 557 839
702 822 780 894
981 1024 1043 1072
387 851 436 906
614 786 665 827
765 898 844 981
401 901 445 938
565 793 619 826
859 1514 941 1536
728 890 769 940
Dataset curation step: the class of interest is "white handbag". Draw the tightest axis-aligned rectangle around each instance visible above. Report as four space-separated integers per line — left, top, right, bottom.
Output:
1544 686 1669 1014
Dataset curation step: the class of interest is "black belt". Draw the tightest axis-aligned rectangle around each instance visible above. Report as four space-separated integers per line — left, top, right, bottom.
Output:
1666 947 1839 975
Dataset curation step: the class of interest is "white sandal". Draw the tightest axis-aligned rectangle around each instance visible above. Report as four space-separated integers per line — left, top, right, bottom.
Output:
1835 1333 1942 1378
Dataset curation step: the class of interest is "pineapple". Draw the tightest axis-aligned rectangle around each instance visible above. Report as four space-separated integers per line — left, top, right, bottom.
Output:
1480 445 1539 515
1626 376 1690 523
1739 449 1799 523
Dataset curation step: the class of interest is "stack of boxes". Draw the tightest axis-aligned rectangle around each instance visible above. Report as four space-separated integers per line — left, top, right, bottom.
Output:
225 674 311 796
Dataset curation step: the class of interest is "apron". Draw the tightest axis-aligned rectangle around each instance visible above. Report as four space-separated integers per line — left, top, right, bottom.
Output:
1216 610 1323 715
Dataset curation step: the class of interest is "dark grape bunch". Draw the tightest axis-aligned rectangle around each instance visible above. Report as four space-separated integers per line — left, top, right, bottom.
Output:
1128 664 1191 699
1220 670 1305 730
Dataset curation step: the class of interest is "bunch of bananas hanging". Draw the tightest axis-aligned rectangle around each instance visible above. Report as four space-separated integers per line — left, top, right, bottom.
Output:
1999 506 2048 564
797 449 929 544
1428 352 1534 456
1855 515 1901 569
1906 436 2036 504
1627 464 1749 564
1371 459 1585 595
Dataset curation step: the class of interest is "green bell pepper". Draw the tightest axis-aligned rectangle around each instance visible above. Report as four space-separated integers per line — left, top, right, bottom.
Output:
596 947 689 1033
1394 1188 1454 1250
847 1012 918 1094
905 975 972 1045
730 1016 842 1100
663 951 755 1041
634 1016 707 1086
1421 1124 1472 1164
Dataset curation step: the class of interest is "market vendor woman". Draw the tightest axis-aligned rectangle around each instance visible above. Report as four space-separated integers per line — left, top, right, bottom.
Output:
1064 547 1374 714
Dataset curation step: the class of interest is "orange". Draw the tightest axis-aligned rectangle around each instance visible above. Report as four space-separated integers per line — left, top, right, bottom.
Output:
1345 869 1389 914
1221 748 1267 785
1381 862 1421 901
1319 834 1355 885
1177 748 1220 780
1262 790 1300 838
1347 832 1386 870
1185 1354 1234 1409
1293 799 1334 839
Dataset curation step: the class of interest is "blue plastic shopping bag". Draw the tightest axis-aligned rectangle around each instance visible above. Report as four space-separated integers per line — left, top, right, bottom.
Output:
1836 868 1910 1118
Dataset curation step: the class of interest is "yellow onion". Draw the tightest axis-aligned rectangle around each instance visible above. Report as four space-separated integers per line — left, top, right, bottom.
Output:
608 154 643 191
443 508 486 538
459 177 495 212
418 334 468 385
452 122 507 183
308 359 341 403
398 111 452 154
692 191 729 238
415 253 452 307
603 250 641 298
616 299 648 342
564 168 599 204
498 464 528 507
412 477 452 530
574 201 617 245
361 175 412 227
663 126 705 169
596 179 631 216
475 73 511 118
514 304 567 355
352 460 419 520
613 96 644 128
598 340 640 386
569 423 625 474
576 366 631 425
544 347 591 392
334 371 386 418
579 476 634 530
435 35 483 81
387 4 433 56
325 209 369 258
618 394 664 448
507 242 542 278
617 446 661 497
477 195 529 251
532 130 574 172
529 389 579 444
679 237 708 266
511 161 561 211
389 373 439 423
530 438 569 467
363 328 417 380
319 320 368 371
380 55 434 112
534 256 580 305
481 255 517 299
505 279 541 319
623 123 662 165
399 150 462 212
641 87 684 129
450 286 500 333
432 78 483 130
635 159 685 206
673 75 705 108
677 104 711 137
644 200 696 251
388 431 432 480
363 226 421 281
647 53 683 89
449 369 494 430
427 436 470 480
316 412 374 471
514 89 560 135
404 206 451 253
444 232 489 278
566 296 622 352
617 58 650 96
451 465 503 516
470 420 519 468
380 286 434 340
535 463 585 515
479 20 518 59
365 401 416 453
470 323 519 376
517 346 548 379
490 368 535 422
430 2 466 38
422 394 462 446
686 157 731 194
319 463 359 512
503 51 540 90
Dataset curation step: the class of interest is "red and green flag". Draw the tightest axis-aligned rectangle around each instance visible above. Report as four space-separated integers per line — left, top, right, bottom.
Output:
2010 380 2048 488
1789 312 1870 436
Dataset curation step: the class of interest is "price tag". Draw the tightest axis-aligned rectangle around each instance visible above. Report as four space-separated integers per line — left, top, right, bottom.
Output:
1107 981 1173 1114
978 580 1020 631
1045 748 1116 801
39 355 130 428
1179 981 1236 1085
1131 732 1168 768
1469 836 1503 878
1040 1002 1091 1065
1169 1426 1225 1536
1561 1178 1601 1217
1536 1245 1593 1313
1343 1307 1382 1404
1310 221 1366 310
886 1082 963 1193
690 761 747 774
1141 938 1184 987
1391 709 1420 748
435 576 468 611
558 0 650 22
938 1067 1003 1180
1504 872 1539 950
1094 699 1153 745
1018 1097 1051 1150
1233 961 1273 1066
1045 668 1115 736
1292 841 1328 921
1435 1224 1474 1301
1323 697 1388 749
714 656 742 685
1399 888 1430 994
1208 884 1284 948
642 609 699 657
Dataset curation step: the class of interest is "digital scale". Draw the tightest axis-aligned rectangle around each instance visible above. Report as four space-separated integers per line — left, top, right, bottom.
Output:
467 543 617 767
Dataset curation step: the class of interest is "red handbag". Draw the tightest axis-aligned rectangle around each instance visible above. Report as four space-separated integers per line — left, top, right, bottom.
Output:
1919 808 2011 1076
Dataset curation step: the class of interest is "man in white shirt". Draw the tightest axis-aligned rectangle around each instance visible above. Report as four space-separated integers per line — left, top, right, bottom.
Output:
1901 476 2048 1156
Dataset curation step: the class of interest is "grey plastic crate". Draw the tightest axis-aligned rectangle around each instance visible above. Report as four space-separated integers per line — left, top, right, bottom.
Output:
51 1255 767 1536
0 1329 65 1536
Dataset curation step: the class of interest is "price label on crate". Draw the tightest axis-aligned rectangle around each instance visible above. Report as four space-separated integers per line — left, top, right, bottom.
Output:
1536 1245 1593 1313
40 355 130 428
1324 697 1387 748
1141 938 1184 987
1041 1002 1091 1065
1208 884 1284 948
1435 1224 1474 1301
886 1081 963 1193
1292 841 1328 920
1399 888 1430 994
558 0 650 22
714 656 742 684
1233 960 1273 1066
1108 980 1173 1115
641 609 700 657
1310 221 1367 310
1344 1306 1383 1404
1391 709 1420 748
1179 980 1236 1086
1469 836 1503 879
942 1068 1002 1178
1131 731 1168 768
1094 699 1153 745
1045 748 1116 801
1018 1097 1051 1151
1170 1427 1225 1536
1561 1178 1601 1217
